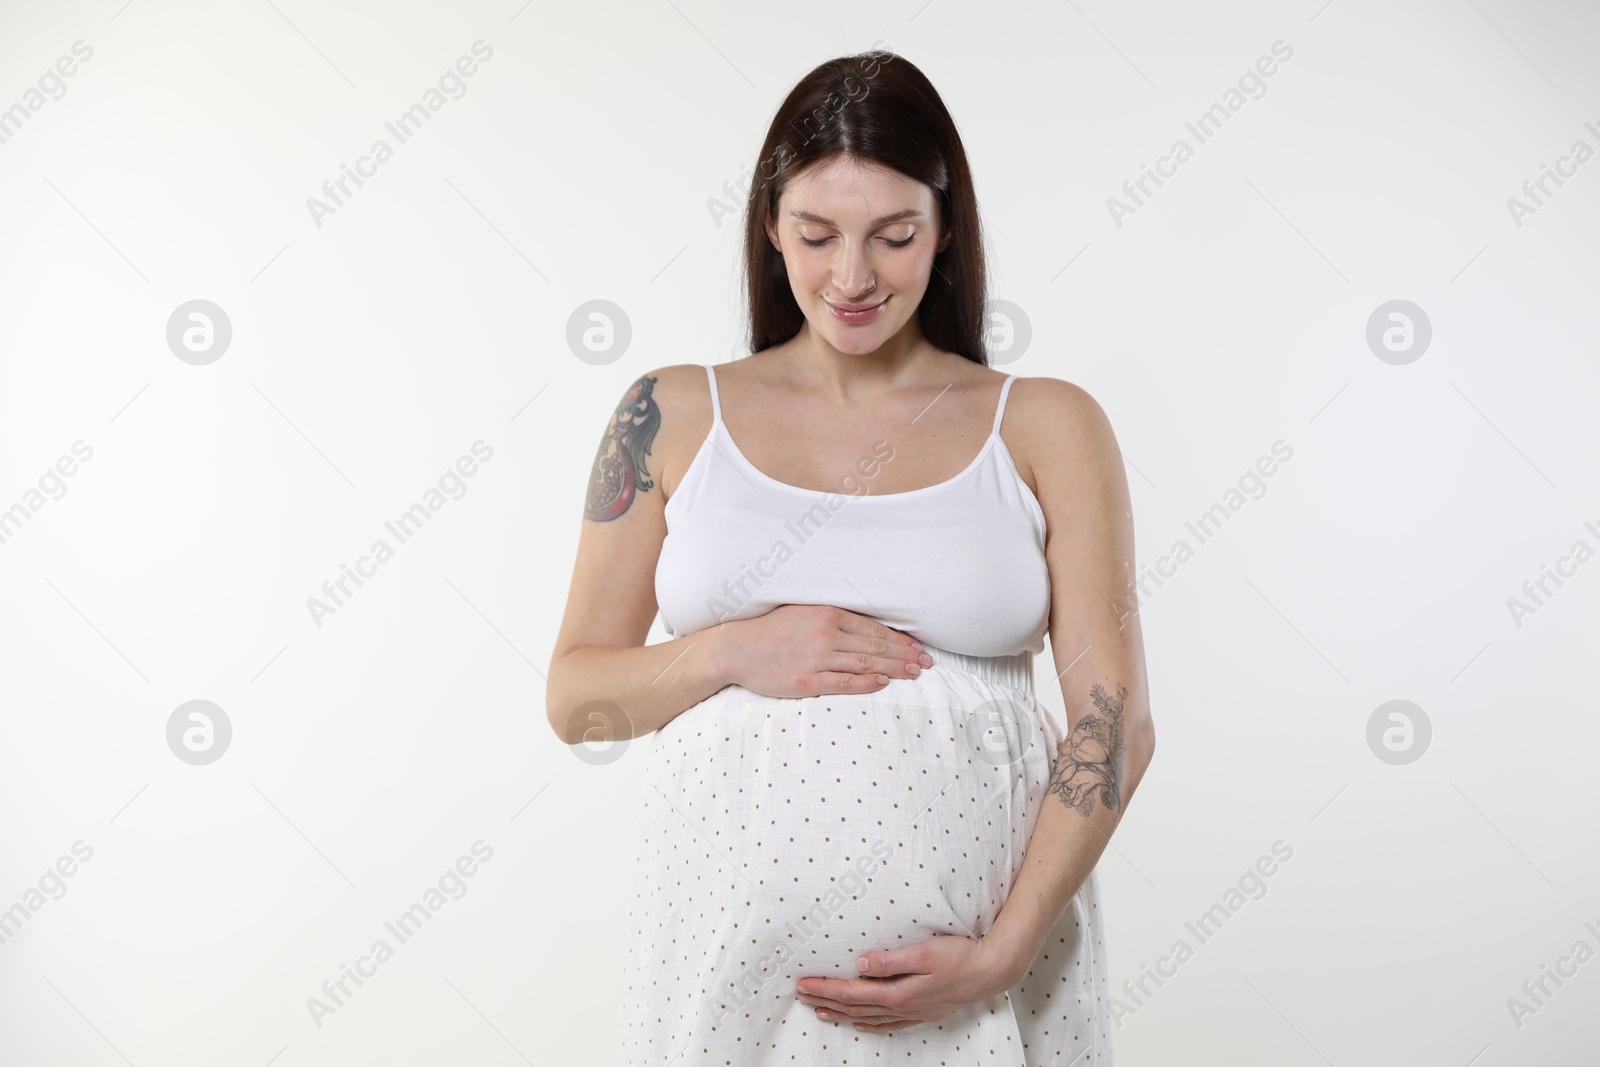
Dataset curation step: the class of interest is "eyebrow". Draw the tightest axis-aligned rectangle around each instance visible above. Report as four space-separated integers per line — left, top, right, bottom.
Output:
788 208 924 227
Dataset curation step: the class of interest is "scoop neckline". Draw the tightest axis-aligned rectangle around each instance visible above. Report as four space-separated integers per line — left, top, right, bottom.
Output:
715 418 1002 502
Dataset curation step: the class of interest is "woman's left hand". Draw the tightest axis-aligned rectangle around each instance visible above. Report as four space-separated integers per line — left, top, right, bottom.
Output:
794 932 1016 1031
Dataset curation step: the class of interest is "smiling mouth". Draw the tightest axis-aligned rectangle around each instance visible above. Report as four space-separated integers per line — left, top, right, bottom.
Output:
828 298 886 312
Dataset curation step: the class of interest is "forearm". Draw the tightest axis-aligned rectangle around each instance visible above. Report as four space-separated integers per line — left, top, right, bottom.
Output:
982 685 1155 987
546 625 734 744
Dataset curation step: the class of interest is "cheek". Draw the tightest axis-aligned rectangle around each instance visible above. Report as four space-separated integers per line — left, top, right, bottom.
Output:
889 256 933 285
789 260 832 292
793 256 827 281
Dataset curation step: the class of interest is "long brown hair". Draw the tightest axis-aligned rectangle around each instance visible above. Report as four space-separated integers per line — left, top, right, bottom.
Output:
741 50 988 366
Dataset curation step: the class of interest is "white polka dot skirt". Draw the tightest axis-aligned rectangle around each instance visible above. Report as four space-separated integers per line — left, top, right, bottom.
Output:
618 645 1113 1064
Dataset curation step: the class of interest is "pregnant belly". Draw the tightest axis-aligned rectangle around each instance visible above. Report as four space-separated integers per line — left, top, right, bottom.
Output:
634 664 1058 1025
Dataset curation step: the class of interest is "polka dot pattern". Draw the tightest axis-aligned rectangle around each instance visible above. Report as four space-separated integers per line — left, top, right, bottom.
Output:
618 646 1113 1064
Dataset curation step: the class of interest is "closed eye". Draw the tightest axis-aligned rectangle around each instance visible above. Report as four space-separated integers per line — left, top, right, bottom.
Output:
799 234 915 249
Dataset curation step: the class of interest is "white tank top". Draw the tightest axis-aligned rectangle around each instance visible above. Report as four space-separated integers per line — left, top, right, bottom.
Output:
654 364 1050 658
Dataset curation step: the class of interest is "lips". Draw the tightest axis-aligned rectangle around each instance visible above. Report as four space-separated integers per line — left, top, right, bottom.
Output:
827 298 887 313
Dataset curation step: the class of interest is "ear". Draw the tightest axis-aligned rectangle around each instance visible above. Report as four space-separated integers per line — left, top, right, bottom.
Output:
935 227 953 255
765 213 782 253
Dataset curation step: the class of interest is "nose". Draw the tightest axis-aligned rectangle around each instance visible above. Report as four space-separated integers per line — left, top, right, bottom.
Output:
830 242 874 300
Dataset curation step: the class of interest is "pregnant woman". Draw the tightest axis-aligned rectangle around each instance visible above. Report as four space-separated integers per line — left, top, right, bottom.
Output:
548 50 1155 1066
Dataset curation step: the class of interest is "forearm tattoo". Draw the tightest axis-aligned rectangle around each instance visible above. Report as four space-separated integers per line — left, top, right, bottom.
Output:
1046 683 1127 816
585 374 660 521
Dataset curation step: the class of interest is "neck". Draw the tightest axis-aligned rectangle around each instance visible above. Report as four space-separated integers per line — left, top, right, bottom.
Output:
785 320 933 399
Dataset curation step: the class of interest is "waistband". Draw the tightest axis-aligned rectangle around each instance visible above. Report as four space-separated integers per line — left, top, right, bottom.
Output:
920 644 1035 693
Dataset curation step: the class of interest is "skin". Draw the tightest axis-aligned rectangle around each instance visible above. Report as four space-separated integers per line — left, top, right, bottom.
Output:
548 152 1155 1034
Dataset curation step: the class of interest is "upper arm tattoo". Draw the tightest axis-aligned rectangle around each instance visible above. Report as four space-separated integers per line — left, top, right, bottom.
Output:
585 374 661 522
1046 683 1127 817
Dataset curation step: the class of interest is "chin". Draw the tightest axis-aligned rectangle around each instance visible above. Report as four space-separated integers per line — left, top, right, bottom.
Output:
828 326 893 351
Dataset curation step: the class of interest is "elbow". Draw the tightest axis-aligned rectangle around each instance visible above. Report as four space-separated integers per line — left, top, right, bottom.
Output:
545 648 644 747
1129 716 1156 772
547 712 579 747
548 703 589 748
545 663 581 746
546 657 632 746
545 704 572 746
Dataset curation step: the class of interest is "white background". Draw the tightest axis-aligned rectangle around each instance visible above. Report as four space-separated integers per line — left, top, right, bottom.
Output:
1 0 1597 1064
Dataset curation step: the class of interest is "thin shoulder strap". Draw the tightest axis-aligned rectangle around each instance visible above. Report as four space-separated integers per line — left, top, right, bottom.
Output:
992 375 1017 436
705 364 723 425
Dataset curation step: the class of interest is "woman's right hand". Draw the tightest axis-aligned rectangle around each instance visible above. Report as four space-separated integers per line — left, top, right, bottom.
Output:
719 604 934 699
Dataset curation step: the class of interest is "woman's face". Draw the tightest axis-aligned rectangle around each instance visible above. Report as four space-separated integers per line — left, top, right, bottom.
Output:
765 155 952 355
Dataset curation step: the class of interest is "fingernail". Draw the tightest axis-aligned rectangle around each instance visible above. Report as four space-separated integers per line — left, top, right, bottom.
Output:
876 675 889 685
906 663 920 675
857 955 870 972
918 653 933 666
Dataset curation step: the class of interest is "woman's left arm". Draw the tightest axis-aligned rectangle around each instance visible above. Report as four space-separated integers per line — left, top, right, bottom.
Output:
976 377 1155 987
794 378 1155 1030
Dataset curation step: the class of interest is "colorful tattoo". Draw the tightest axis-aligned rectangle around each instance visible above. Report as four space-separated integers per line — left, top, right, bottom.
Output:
585 374 660 521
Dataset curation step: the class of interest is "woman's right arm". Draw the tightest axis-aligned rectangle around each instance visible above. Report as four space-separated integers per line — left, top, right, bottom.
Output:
545 365 931 746
545 365 722 744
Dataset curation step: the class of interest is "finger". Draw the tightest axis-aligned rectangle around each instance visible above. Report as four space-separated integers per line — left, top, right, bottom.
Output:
809 997 904 1019
829 634 933 675
823 649 924 680
817 1010 915 1026
815 670 892 692
796 979 908 1011
829 629 924 668
857 946 933 978
804 998 916 1024
851 1018 920 1031
805 975 909 1009
835 612 926 654
800 991 893 1016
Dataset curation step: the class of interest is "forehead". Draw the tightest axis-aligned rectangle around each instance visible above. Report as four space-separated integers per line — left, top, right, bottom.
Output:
781 156 931 217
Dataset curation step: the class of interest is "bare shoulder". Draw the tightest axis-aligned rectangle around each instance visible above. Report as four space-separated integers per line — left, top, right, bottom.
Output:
582 363 718 522
1006 375 1118 443
1000 376 1124 500
653 362 739 500
635 361 715 427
